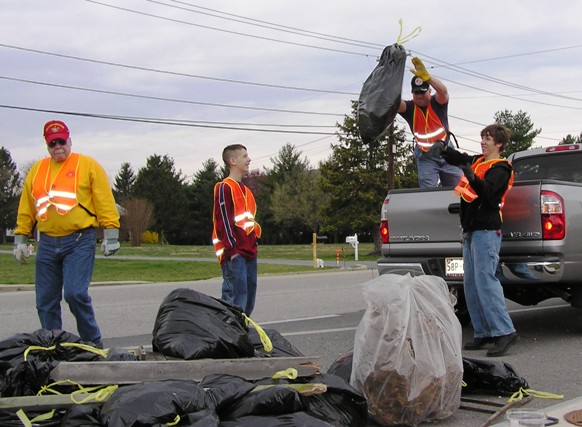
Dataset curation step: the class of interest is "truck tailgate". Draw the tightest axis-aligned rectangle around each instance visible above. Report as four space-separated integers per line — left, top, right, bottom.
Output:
385 187 461 256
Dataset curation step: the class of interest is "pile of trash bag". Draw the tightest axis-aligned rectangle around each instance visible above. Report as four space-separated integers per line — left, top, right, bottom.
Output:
0 288 367 426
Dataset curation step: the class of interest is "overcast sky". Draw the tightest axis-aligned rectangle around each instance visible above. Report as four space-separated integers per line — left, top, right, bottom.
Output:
1 0 581 181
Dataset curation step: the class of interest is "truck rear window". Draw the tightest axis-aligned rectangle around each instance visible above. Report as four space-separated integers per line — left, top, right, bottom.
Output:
513 152 582 183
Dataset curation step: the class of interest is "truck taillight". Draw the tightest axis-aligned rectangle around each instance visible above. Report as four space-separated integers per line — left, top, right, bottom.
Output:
380 220 389 243
380 199 389 243
541 191 565 240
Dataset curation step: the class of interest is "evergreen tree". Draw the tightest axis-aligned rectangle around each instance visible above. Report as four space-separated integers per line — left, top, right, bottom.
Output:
113 162 136 203
560 132 582 145
133 154 187 244
319 101 413 249
185 158 221 245
494 109 541 156
263 143 312 243
0 147 21 243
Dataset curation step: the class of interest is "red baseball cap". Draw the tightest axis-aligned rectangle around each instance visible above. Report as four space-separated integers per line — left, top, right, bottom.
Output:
43 120 70 144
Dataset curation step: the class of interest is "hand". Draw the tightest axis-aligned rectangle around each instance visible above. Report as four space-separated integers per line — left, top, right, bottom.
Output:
460 163 475 181
13 235 30 264
427 141 446 158
101 229 120 257
410 57 431 82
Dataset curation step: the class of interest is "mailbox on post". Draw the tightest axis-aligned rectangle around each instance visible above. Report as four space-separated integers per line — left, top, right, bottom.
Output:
345 233 359 261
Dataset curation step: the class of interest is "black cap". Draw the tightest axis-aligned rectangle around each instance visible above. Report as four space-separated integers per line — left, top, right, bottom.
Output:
411 76 429 93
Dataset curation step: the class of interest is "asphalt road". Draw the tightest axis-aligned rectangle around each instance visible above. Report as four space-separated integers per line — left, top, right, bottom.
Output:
1 268 581 426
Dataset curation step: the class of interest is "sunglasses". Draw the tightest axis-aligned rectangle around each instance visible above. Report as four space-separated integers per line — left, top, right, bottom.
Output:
47 139 67 148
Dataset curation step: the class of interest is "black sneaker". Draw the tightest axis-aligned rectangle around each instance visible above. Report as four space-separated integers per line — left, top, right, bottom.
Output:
486 332 518 357
463 337 492 350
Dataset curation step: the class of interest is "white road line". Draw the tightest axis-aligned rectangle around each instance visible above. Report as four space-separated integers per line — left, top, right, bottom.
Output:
260 314 340 325
282 326 357 337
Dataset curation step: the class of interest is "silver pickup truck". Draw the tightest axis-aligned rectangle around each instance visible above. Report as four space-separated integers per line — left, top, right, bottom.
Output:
377 144 582 323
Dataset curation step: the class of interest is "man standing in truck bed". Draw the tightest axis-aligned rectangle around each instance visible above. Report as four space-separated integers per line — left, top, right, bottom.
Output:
398 57 462 188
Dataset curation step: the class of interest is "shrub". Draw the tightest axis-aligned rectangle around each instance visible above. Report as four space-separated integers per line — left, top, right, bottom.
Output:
142 230 159 244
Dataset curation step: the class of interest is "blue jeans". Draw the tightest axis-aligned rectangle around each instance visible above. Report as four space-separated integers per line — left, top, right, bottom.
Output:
35 228 101 344
221 255 258 316
415 145 463 188
463 230 515 338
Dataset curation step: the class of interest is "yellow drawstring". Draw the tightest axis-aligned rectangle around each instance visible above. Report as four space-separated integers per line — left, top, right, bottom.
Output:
166 414 181 426
61 342 109 359
396 19 422 45
243 314 273 353
508 387 564 403
24 342 108 361
24 345 56 361
17 408 56 426
272 368 298 380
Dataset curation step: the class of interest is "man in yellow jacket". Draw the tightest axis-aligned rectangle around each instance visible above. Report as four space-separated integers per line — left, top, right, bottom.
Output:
13 120 120 348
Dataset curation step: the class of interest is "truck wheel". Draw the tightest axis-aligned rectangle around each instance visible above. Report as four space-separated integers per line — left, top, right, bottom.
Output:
451 287 471 326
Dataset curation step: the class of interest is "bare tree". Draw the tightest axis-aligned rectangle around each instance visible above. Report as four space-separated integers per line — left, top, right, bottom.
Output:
122 198 154 246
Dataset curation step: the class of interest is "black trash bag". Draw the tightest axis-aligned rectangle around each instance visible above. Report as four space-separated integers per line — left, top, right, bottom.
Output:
219 412 334 427
152 288 255 360
222 385 305 420
60 403 103 426
326 350 353 383
254 373 368 427
0 408 66 426
300 373 368 427
249 328 304 358
462 357 529 396
357 43 407 144
0 358 57 397
0 329 102 369
100 379 211 426
201 374 256 414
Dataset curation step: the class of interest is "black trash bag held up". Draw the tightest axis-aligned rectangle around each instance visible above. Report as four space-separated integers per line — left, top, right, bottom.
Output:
357 43 407 144
152 288 255 360
462 357 529 396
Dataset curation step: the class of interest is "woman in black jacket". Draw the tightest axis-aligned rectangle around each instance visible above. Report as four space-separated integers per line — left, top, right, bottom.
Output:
432 124 518 357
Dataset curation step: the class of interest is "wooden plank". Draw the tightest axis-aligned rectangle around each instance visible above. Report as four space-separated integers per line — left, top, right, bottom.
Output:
51 357 320 384
0 393 96 411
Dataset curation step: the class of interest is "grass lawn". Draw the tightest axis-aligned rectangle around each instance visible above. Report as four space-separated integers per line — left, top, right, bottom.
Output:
0 242 378 285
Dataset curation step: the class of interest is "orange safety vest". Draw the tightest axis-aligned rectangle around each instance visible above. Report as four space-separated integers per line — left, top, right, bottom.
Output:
31 153 81 221
453 157 514 207
212 178 262 262
412 103 448 152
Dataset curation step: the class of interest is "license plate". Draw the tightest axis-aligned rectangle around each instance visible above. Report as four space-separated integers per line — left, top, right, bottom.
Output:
445 258 464 277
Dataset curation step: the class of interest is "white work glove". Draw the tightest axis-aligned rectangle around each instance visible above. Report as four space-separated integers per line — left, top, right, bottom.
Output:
101 229 120 257
13 234 30 264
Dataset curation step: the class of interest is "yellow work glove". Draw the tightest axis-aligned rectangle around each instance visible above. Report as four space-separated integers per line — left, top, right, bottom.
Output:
410 57 431 82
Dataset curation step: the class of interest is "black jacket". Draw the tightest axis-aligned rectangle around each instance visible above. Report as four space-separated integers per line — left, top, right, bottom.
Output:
441 149 513 232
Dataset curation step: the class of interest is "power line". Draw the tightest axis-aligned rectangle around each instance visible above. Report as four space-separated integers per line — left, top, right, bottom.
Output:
83 0 376 57
147 0 383 49
0 43 359 96
0 104 339 135
0 75 345 118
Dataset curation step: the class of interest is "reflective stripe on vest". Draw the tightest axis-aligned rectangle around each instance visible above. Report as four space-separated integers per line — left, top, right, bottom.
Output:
212 177 261 262
412 103 448 151
32 153 81 221
453 157 514 207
